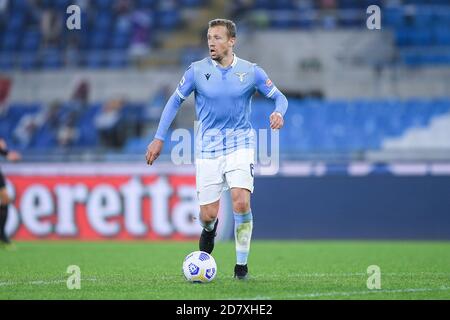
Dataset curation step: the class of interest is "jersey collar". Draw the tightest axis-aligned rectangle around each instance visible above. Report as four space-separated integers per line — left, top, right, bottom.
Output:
211 53 238 69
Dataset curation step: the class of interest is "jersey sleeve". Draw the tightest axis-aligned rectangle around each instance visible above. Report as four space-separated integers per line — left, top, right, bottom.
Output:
254 65 278 99
254 65 288 116
175 64 195 100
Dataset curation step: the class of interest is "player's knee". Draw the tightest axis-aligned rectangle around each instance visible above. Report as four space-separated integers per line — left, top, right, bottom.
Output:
232 198 250 213
231 189 251 213
200 211 216 223
200 202 219 222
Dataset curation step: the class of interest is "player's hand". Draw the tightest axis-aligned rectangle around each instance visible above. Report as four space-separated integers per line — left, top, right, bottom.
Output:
145 139 164 165
7 151 21 162
270 112 284 130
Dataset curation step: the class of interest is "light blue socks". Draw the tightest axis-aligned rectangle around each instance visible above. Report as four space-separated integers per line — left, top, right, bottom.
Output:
234 211 253 265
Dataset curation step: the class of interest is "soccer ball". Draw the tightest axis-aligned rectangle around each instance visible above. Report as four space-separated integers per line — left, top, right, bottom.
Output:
182 251 217 283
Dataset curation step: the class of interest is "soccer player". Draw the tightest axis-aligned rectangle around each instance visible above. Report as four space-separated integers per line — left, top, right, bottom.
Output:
145 19 288 279
0 139 21 245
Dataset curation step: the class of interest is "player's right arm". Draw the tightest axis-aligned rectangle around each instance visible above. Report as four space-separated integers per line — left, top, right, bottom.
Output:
146 65 195 165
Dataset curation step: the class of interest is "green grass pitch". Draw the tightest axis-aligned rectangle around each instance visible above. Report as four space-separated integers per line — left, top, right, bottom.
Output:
1 241 449 300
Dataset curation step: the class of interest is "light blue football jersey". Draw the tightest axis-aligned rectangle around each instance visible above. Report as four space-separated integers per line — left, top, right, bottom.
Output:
155 54 288 158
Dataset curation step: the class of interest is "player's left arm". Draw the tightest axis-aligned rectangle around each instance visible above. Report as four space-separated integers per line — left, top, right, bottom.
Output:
254 65 288 129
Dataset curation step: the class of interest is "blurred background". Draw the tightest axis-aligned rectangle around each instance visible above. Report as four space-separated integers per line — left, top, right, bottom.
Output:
0 0 449 241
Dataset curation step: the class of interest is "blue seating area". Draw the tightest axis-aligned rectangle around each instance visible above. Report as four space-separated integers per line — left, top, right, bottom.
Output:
250 98 450 154
2 98 449 155
233 0 381 29
383 2 450 66
1 0 449 70
0 0 207 71
230 0 450 66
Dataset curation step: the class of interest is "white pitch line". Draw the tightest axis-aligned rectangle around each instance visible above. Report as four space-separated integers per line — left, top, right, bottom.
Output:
227 286 450 300
1 272 449 289
1 272 449 287
247 272 450 279
0 278 97 287
2 276 450 300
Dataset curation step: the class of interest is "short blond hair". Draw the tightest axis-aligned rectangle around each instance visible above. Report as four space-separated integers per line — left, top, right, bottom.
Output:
208 19 237 38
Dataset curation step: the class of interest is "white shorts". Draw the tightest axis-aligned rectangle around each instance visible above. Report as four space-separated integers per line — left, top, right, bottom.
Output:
196 148 255 205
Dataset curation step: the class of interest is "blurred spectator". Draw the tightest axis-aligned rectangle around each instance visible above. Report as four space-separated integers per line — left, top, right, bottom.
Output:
53 79 90 146
57 111 79 147
115 0 132 12
41 8 63 48
0 0 8 28
228 0 253 21
13 100 62 147
320 0 337 10
115 0 133 33
404 5 417 26
27 0 43 28
41 100 62 130
128 9 153 67
319 0 337 29
94 98 126 149
13 114 38 147
71 78 90 111
143 85 171 133
0 77 11 116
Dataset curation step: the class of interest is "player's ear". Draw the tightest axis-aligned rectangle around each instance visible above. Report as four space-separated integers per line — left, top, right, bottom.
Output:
229 36 236 48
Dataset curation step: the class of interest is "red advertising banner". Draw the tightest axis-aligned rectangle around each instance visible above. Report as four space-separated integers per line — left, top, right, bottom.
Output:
2 164 231 241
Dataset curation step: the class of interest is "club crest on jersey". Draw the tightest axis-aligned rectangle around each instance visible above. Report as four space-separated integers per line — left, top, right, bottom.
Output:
179 76 186 87
235 72 248 82
266 79 273 87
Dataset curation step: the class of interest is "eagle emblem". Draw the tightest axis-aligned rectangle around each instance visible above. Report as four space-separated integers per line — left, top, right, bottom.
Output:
235 72 248 82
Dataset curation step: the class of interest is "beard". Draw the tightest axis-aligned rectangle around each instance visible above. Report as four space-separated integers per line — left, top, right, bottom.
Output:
210 49 228 62
211 53 221 61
